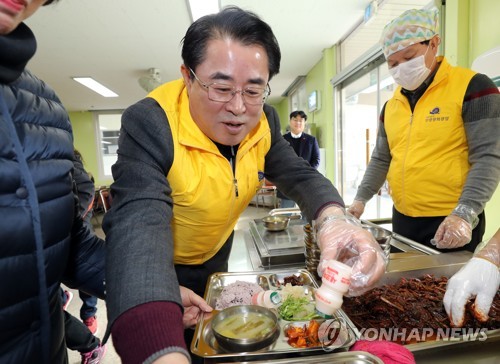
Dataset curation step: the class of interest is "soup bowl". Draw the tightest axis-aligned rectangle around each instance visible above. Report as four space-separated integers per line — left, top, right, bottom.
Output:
262 215 290 232
211 305 280 352
363 225 392 258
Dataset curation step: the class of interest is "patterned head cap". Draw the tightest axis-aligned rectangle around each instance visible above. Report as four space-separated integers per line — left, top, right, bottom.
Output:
380 8 439 58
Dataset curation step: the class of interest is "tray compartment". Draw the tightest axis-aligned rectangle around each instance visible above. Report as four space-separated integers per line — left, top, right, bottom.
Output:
206 273 270 307
267 271 316 288
283 318 354 350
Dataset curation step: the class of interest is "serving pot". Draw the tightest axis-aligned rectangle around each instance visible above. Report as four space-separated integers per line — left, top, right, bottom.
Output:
211 305 280 352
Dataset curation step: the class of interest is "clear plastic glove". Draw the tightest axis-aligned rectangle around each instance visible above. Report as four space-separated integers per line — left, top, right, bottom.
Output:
432 215 472 249
316 214 387 296
475 229 500 267
180 286 212 328
443 257 499 327
347 200 365 219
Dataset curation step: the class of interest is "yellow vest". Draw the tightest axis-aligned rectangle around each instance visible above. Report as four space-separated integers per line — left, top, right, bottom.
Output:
148 79 271 264
385 57 476 217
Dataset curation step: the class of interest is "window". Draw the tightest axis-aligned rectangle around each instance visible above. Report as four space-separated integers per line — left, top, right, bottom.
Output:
337 58 394 220
95 112 122 178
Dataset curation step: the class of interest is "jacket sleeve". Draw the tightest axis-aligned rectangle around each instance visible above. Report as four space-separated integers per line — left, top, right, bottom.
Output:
101 98 188 360
72 154 95 218
64 215 106 300
354 103 392 203
262 104 344 221
62 181 106 299
459 73 500 214
310 136 320 169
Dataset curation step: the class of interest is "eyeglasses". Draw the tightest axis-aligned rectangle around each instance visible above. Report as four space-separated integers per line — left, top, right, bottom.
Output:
189 68 271 105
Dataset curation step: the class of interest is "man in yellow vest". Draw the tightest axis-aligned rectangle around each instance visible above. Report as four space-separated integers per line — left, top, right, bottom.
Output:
103 6 387 364
348 8 500 252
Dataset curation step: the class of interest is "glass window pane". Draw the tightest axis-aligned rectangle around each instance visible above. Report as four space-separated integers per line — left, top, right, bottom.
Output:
96 113 121 178
340 62 395 220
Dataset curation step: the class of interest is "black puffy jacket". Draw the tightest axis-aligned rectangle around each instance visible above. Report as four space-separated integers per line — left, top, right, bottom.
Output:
0 23 105 364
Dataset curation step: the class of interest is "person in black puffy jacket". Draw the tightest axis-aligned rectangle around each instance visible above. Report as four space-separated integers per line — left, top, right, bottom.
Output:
0 1 106 363
72 149 101 336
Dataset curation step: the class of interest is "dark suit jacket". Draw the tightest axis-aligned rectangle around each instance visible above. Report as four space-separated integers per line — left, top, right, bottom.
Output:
278 132 321 199
283 132 320 169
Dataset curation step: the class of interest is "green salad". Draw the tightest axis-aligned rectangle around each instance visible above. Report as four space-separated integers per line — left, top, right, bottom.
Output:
277 295 317 321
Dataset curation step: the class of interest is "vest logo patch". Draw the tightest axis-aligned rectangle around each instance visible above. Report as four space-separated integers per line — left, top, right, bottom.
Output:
426 107 449 122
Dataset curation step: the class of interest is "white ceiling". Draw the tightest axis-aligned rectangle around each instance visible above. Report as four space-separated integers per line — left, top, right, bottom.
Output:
25 0 431 112
25 0 376 111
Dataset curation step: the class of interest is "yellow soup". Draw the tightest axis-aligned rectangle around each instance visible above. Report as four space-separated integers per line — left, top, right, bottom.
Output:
214 312 275 340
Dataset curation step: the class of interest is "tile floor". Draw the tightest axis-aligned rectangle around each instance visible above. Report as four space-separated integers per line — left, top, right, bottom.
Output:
65 204 273 363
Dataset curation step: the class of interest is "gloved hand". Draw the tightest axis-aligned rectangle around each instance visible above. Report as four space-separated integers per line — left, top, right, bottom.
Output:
347 200 365 219
316 212 387 296
432 215 472 249
443 257 499 327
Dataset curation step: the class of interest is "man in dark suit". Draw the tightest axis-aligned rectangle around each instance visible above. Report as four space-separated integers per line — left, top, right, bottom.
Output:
279 110 321 207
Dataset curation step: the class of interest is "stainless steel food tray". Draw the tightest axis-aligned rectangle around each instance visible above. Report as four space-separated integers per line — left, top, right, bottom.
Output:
345 257 500 352
191 268 359 361
216 351 384 364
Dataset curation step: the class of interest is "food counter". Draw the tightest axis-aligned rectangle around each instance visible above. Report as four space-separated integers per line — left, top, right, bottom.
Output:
195 217 498 363
243 216 442 273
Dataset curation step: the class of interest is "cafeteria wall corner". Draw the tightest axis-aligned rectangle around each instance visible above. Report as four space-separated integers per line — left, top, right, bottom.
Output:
69 111 113 188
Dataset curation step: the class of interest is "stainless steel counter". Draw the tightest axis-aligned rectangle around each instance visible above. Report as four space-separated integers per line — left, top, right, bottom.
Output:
233 222 498 364
244 218 446 272
412 335 500 363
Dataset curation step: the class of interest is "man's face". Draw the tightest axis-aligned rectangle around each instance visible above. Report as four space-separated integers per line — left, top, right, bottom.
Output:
289 115 306 135
386 35 439 70
181 38 270 146
0 0 47 35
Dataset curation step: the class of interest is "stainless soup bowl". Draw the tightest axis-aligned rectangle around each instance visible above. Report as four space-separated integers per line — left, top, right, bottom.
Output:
363 225 392 257
262 215 290 232
211 305 280 352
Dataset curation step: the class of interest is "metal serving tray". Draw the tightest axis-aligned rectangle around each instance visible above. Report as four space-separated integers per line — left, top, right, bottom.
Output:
216 351 384 364
191 268 359 362
345 257 500 352
248 219 308 267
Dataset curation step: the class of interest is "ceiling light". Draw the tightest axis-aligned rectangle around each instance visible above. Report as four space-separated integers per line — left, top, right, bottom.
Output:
186 0 219 22
72 77 118 97
138 68 162 92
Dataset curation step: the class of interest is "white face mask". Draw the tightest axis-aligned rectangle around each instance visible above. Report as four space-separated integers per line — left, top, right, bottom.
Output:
389 46 433 91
